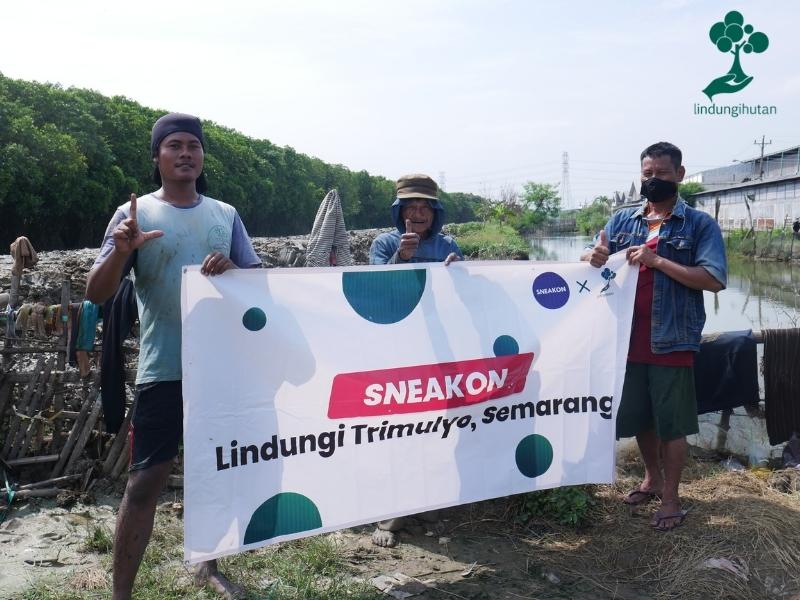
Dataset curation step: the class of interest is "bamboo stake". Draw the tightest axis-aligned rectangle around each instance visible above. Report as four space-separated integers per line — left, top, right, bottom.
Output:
50 387 97 478
2 358 44 457
30 369 60 455
13 358 55 459
0 379 14 425
4 369 134 384
111 435 131 479
9 488 60 500
0 474 81 494
6 455 59 467
53 411 80 420
50 369 67 451
58 279 69 371
102 404 133 474
62 395 103 476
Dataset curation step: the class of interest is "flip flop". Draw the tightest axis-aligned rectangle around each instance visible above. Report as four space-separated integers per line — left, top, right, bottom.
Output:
623 486 661 506
651 509 688 532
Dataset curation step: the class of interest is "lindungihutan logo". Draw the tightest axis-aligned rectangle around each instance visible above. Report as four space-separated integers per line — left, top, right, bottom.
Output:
703 10 769 101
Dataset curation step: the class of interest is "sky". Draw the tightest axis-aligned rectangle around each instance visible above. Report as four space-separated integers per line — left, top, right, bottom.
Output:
2 0 799 208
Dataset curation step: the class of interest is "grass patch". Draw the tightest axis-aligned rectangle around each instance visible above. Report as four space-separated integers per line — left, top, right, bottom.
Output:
81 524 113 554
23 509 376 599
221 536 380 599
445 221 529 260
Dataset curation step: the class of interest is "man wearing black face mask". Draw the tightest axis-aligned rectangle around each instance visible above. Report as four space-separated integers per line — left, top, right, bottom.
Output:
581 142 727 532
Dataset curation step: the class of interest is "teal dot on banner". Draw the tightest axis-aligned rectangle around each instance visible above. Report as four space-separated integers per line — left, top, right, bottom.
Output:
342 269 426 324
242 307 266 331
493 335 519 356
515 434 553 478
244 492 322 544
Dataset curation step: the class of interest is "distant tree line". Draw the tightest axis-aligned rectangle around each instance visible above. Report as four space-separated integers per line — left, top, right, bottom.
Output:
477 182 561 232
0 73 484 250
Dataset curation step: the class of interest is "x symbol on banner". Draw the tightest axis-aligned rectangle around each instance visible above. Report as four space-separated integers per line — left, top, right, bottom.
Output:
577 280 590 293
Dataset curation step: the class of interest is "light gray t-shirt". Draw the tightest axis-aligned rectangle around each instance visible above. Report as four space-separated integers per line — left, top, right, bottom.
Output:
93 194 261 384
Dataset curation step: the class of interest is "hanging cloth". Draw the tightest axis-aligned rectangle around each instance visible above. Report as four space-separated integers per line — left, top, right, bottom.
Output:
305 189 354 267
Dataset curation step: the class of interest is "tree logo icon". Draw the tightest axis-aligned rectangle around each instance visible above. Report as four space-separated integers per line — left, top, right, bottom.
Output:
703 11 769 101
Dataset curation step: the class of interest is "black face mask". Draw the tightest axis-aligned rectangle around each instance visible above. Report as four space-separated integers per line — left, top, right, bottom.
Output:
640 177 677 203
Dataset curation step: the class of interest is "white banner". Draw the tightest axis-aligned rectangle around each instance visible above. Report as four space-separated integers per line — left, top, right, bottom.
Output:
182 254 637 562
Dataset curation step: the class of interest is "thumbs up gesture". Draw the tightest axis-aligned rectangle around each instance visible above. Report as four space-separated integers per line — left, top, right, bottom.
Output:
398 218 420 261
587 229 610 268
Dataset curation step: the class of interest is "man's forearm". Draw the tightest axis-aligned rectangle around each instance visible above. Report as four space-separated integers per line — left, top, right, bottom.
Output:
86 249 131 303
653 257 723 292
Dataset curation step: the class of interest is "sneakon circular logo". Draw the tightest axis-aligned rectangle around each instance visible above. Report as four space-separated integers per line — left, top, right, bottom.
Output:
532 272 569 309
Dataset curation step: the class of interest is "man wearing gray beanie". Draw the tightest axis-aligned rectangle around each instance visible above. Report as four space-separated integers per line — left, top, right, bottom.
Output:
87 112 260 599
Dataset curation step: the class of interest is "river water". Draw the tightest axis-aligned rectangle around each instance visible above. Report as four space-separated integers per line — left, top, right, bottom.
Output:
529 235 800 464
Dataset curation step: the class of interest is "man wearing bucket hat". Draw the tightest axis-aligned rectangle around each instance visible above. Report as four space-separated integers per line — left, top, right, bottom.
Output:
87 113 260 599
368 174 461 547
369 174 463 266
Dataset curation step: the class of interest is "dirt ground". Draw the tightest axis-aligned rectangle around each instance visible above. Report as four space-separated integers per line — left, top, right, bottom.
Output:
3 446 800 600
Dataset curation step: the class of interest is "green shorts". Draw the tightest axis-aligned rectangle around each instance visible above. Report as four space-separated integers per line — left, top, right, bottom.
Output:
616 363 698 441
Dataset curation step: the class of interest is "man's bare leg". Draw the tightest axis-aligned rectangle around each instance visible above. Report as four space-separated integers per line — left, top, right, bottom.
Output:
635 428 664 495
112 461 172 600
652 436 687 530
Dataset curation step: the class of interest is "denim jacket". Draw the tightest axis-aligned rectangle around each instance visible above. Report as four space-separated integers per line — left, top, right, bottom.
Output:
599 198 727 353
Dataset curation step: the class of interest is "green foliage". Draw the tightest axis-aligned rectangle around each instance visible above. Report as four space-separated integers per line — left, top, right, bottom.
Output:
475 181 561 234
516 486 596 528
0 73 484 250
575 196 611 235
446 221 529 260
518 182 560 231
443 192 487 224
678 182 705 207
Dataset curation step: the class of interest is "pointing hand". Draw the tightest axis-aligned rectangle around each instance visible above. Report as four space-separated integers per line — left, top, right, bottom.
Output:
112 194 164 254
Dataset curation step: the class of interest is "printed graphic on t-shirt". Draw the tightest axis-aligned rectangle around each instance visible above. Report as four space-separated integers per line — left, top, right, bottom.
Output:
208 225 231 253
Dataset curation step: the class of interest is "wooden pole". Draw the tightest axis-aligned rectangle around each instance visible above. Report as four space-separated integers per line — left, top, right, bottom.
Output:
50 387 97 478
0 379 13 426
102 404 133 475
1 358 44 458
8 488 60 500
52 279 71 449
58 280 70 371
12 358 56 460
0 473 81 494
6 455 59 468
29 370 60 456
62 395 103 475
111 436 131 479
